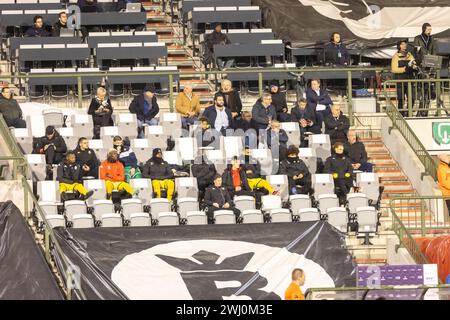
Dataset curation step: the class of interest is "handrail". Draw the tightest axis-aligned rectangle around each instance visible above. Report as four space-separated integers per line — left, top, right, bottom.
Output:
0 115 27 179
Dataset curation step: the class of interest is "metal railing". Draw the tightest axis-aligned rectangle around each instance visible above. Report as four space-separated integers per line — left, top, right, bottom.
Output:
0 115 27 179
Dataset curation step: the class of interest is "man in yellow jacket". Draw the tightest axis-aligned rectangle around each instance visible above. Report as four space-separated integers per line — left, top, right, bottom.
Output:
437 154 450 218
176 84 201 129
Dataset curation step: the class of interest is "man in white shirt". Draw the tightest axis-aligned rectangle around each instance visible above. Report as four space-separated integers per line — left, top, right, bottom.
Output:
202 94 233 135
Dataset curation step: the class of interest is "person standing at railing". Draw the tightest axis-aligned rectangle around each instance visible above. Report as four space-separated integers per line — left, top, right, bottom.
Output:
391 39 418 117
437 154 450 216
0 87 26 128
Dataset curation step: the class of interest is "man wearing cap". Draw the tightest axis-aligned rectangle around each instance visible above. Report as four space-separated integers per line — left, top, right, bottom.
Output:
33 125 67 178
0 87 26 128
269 80 290 122
99 148 135 200
324 142 354 204
129 84 160 139
142 148 175 201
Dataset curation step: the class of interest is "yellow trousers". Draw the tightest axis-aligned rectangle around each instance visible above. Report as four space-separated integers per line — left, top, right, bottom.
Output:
59 183 88 195
105 180 134 198
152 179 175 201
248 178 274 194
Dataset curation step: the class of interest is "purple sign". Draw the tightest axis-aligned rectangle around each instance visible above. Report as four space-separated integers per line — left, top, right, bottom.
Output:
357 265 425 287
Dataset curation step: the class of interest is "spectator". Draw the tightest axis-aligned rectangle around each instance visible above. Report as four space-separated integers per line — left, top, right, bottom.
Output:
324 142 354 203
266 120 288 161
88 87 113 139
192 152 217 199
203 174 240 224
99 149 135 200
33 125 67 179
241 147 277 196
202 23 231 68
344 130 373 172
279 145 311 195
269 80 290 122
113 136 142 182
306 79 332 126
0 87 26 128
176 84 201 129
25 15 50 37
222 156 253 197
202 94 234 135
215 79 243 120
437 154 450 217
57 151 94 201
193 117 219 149
291 97 321 147
142 148 175 201
129 84 159 139
75 137 99 179
235 111 256 132
284 268 305 300
324 104 350 145
252 93 277 131
51 12 68 37
324 32 350 66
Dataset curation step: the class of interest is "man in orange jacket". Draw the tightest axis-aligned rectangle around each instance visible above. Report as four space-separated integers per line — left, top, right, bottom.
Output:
285 268 305 300
437 154 450 217
100 149 135 200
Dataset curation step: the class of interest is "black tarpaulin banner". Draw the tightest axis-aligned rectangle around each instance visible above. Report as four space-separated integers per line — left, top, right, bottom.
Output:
0 201 63 300
252 0 450 49
53 221 356 300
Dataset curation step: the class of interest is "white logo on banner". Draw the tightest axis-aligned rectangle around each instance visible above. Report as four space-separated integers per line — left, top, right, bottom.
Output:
111 240 334 300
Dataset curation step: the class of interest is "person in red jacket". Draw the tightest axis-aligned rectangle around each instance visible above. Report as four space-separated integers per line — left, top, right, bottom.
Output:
99 149 135 200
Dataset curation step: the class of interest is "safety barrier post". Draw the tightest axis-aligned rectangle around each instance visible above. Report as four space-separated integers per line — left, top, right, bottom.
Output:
258 72 263 97
347 70 353 126
77 76 83 109
169 74 174 112
407 82 413 117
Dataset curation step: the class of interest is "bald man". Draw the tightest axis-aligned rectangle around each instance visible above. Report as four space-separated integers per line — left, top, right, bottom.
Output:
285 268 305 300
344 130 373 172
214 80 243 119
176 84 201 129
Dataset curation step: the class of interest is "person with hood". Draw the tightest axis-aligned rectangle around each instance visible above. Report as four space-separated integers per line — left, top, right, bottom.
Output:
306 79 332 127
175 84 201 129
113 136 142 182
75 137 99 179
214 79 243 120
324 142 354 203
291 97 321 147
25 15 50 37
0 87 26 128
57 151 94 201
241 147 277 195
252 93 277 131
324 32 350 66
88 87 113 139
279 145 311 195
129 84 160 138
202 94 234 135
142 148 175 201
193 117 219 149
344 130 372 172
269 80 290 122
191 151 217 198
202 23 231 68
221 156 253 198
203 174 240 224
324 104 350 145
437 154 450 217
99 148 135 200
33 126 67 178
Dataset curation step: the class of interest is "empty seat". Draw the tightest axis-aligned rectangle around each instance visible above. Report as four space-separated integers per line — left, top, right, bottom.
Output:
270 208 292 223
309 134 331 162
161 113 182 138
129 178 153 202
58 127 78 150
157 212 179 226
356 172 380 204
163 150 182 166
223 136 243 160
100 126 119 145
298 208 320 222
280 122 300 147
37 180 60 202
71 114 94 139
176 137 197 163
71 214 94 228
42 109 64 128
261 195 282 212
289 194 311 214
11 128 33 154
177 197 199 220
298 148 317 173
347 193 369 214
234 195 255 212
92 199 115 221
26 154 47 181
116 113 138 139
129 212 151 227
213 210 236 224
121 198 143 221
131 139 152 164
64 200 87 221
150 198 171 220
175 177 198 198
101 213 123 227
205 149 226 174
36 201 59 225
312 174 334 198
46 215 66 229
241 209 264 224
251 148 273 176
147 126 168 151
317 194 339 213
88 139 107 162
356 206 379 233
326 207 348 232
267 175 289 201
186 211 208 225
83 179 107 205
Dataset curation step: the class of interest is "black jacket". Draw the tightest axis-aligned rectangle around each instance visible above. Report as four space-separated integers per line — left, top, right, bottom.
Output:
324 42 350 66
215 90 242 116
191 156 217 186
0 95 23 123
51 21 68 37
279 157 311 183
25 26 50 37
142 158 174 180
87 97 114 125
324 154 353 178
344 140 368 164
306 88 333 112
75 147 99 178
240 156 262 179
271 91 288 114
324 112 350 142
129 94 159 122
251 100 277 130
205 31 231 50
33 131 67 155
57 161 82 184
290 105 321 134
222 166 251 193
203 185 233 207
234 118 256 132
202 105 234 130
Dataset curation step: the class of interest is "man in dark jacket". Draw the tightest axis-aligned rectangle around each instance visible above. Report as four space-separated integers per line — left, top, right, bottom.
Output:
34 126 67 179
291 98 321 147
203 174 240 224
75 137 99 179
306 79 332 126
57 151 94 201
202 94 234 135
215 79 243 119
192 153 217 198
324 104 350 145
252 93 277 131
88 87 114 139
266 120 288 161
269 81 290 122
324 142 354 203
279 145 311 195
142 148 175 201
203 23 231 68
129 84 160 138
324 32 350 66
222 156 253 198
25 15 50 37
193 117 220 149
413 23 436 62
51 12 68 37
344 130 373 172
0 87 26 128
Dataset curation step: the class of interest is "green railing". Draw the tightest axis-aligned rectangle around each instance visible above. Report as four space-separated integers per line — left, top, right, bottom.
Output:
0 115 27 179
